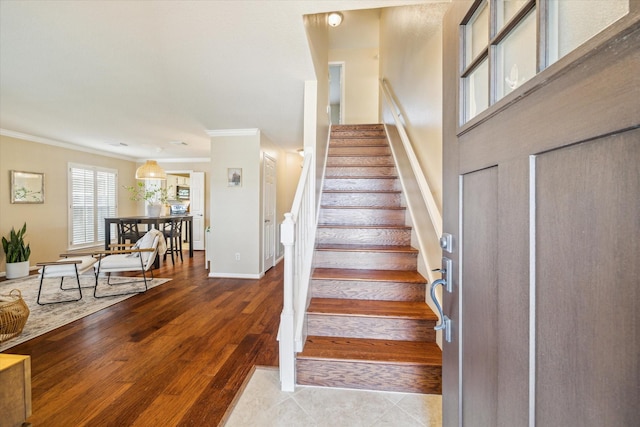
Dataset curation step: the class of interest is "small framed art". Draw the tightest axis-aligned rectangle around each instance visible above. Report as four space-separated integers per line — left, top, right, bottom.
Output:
10 170 45 204
228 168 242 187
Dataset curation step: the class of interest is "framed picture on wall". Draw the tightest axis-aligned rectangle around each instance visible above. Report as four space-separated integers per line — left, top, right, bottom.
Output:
228 168 242 187
10 170 45 204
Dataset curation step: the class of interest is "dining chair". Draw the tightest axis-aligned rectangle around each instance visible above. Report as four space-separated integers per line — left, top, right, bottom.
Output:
117 219 142 245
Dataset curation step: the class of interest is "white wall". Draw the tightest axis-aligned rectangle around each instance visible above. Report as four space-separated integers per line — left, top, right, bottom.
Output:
379 3 450 212
329 48 380 124
303 13 331 210
209 130 261 278
208 130 301 278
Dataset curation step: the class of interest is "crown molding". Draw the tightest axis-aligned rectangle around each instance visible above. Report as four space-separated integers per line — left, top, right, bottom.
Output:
206 128 260 137
135 157 211 164
0 128 135 161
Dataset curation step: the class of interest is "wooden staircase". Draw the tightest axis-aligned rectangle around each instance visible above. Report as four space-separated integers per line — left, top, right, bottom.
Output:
296 124 442 394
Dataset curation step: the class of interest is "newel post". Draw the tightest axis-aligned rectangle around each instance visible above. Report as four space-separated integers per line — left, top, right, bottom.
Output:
279 213 296 391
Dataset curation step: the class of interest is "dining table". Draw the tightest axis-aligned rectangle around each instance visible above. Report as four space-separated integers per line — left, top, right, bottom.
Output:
104 215 194 261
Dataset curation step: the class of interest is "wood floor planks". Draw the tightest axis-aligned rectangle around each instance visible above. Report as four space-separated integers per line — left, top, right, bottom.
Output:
1 252 282 426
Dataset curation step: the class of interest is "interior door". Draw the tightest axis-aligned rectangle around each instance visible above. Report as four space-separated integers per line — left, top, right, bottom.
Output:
189 171 205 250
329 63 344 124
262 154 276 272
442 3 639 426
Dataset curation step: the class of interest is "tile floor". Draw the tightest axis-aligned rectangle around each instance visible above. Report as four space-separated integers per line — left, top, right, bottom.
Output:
222 367 442 427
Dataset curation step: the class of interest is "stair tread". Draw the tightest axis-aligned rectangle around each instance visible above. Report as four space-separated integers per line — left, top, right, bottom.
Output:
299 336 442 365
317 225 411 230
323 189 401 194
320 206 406 210
330 142 388 146
315 244 418 253
313 268 426 283
325 175 399 180
328 154 392 158
326 165 394 168
308 298 438 320
325 176 397 180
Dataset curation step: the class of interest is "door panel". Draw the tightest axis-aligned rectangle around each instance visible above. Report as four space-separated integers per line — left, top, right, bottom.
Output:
262 154 276 272
461 167 498 426
190 172 205 250
442 4 640 426
535 130 640 425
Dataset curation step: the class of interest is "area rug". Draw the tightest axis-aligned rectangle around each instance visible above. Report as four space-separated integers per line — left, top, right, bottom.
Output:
0 274 171 352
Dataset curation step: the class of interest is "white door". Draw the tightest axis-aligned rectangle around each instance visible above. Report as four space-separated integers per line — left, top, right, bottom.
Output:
262 154 276 272
189 171 205 250
329 62 344 124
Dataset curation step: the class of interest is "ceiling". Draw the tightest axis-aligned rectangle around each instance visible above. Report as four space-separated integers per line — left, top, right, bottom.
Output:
0 0 430 162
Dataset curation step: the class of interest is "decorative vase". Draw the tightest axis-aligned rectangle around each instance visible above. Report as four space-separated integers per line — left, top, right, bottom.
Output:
146 204 162 217
5 261 29 279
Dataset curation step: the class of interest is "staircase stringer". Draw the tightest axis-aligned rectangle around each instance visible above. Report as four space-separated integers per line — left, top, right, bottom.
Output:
384 125 445 348
384 125 442 285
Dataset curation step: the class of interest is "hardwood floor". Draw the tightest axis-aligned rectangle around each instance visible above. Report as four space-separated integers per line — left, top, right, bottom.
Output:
2 252 282 426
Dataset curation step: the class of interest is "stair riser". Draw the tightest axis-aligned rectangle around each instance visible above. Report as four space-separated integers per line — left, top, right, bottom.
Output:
316 227 411 246
331 130 386 138
327 156 395 167
296 360 442 394
313 251 417 271
330 138 388 147
329 146 391 156
323 178 401 192
326 166 397 177
321 192 401 208
307 315 436 341
319 208 406 226
311 279 425 301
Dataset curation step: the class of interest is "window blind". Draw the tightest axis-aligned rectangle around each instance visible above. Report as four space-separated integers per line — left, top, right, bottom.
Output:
69 164 117 248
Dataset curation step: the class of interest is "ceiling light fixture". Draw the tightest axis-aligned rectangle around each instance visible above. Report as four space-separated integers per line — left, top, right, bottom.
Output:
135 160 167 180
327 12 343 27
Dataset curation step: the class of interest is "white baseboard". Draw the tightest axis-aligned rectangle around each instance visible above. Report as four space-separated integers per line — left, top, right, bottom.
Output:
208 272 264 279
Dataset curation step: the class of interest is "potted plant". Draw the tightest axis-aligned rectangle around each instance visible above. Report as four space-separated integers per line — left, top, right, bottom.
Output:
2 223 31 279
124 182 170 217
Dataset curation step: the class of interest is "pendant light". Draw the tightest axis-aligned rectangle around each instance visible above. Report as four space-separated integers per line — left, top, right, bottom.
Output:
135 160 167 180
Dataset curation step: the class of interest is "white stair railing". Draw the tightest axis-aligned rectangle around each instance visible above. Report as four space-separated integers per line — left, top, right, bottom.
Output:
278 150 315 392
379 78 442 284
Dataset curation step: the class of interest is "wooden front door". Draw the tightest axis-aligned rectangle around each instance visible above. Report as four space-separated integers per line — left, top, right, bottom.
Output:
442 2 639 426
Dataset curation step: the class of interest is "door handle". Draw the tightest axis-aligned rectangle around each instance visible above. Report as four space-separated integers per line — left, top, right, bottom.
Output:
432 257 452 292
430 279 452 343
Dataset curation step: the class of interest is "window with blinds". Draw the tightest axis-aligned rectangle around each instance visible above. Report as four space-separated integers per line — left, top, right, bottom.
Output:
68 163 117 248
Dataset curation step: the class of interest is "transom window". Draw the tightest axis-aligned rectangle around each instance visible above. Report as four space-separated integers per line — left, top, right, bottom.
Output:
461 0 629 124
68 163 118 249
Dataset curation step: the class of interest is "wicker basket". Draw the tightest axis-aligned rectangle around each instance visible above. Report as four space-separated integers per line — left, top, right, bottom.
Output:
0 289 30 343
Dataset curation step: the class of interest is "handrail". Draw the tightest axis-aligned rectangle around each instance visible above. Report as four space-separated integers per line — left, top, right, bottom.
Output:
380 78 442 239
278 150 315 392
379 78 442 285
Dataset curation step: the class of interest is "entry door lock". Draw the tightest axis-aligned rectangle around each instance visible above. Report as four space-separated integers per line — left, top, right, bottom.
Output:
440 233 453 253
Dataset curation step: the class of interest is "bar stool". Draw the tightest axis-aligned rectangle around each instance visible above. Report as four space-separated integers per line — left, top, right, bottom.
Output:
162 219 183 264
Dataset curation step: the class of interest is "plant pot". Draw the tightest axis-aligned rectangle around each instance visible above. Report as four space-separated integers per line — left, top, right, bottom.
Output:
146 204 162 217
5 261 29 279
